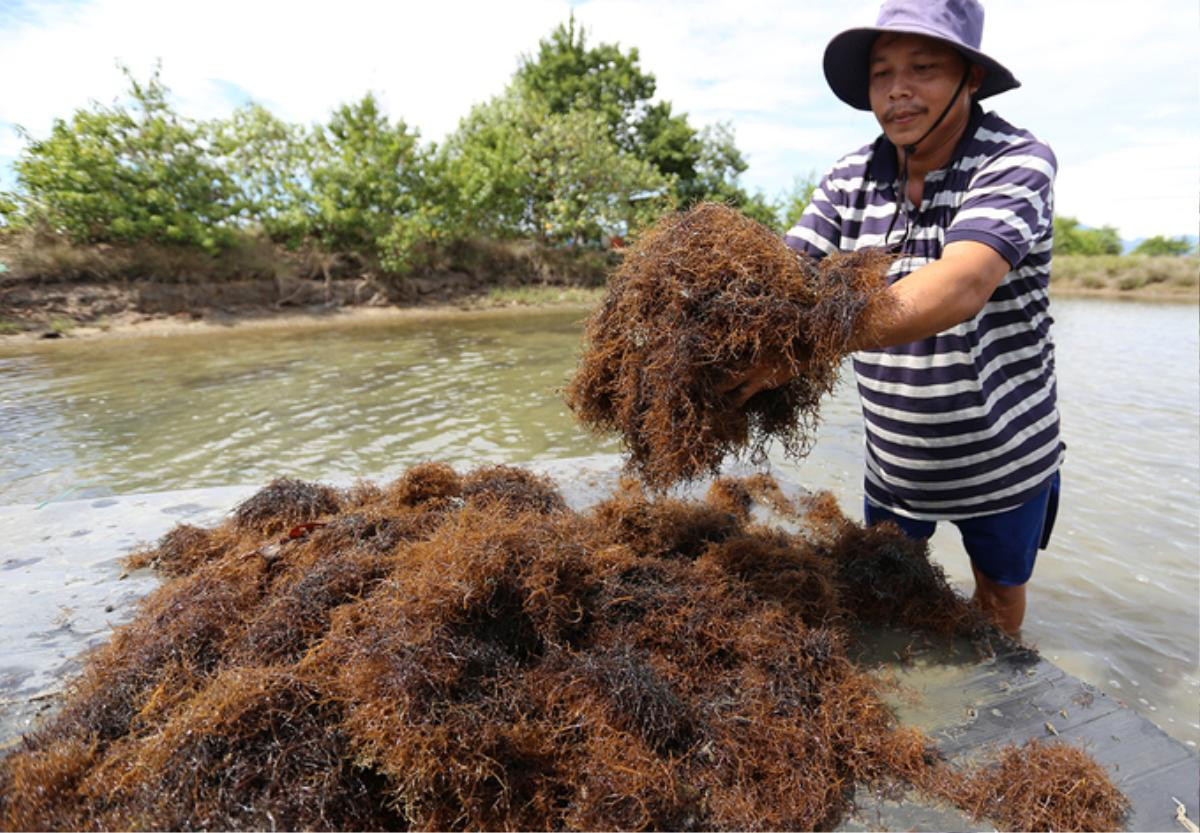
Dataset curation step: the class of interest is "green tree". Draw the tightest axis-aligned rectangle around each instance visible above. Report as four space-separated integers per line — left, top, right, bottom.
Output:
780 172 820 232
1053 215 1122 256
211 104 312 244
440 91 671 246
308 94 425 251
524 107 672 245
437 93 533 240
516 17 768 214
1132 235 1195 256
0 192 18 227
516 14 655 153
673 123 780 227
676 123 744 204
213 95 442 272
633 101 702 191
6 64 237 251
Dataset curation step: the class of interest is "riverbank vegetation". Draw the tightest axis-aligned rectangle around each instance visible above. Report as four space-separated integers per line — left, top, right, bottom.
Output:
0 19 792 278
1052 253 1198 295
1 16 1194 338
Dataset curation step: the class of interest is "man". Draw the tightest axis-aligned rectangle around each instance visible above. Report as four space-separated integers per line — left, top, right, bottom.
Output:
730 0 1062 635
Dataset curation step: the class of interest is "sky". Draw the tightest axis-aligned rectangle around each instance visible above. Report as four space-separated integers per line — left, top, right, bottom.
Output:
0 0 1197 241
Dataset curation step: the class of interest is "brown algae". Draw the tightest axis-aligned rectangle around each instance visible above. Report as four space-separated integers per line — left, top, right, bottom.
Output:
0 466 1128 831
564 202 894 488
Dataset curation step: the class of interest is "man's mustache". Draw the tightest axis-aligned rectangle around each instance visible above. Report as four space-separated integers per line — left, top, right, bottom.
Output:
884 104 928 121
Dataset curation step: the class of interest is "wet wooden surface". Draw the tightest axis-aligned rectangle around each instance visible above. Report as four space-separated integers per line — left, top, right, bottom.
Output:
842 646 1200 831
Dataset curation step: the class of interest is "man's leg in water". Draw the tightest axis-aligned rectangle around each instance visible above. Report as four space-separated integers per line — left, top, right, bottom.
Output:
956 473 1060 636
969 562 1027 636
865 473 1059 637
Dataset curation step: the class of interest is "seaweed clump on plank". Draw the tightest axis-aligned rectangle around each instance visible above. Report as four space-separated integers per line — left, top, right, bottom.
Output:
0 466 1127 832
945 739 1131 832
564 202 894 488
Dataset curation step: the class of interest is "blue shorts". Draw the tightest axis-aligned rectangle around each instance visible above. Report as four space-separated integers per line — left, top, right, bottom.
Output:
864 472 1060 587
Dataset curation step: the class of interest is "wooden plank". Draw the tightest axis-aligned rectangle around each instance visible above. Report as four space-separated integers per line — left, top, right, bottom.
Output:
862 649 1200 831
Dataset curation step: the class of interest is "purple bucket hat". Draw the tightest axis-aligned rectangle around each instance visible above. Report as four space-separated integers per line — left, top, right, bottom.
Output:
823 0 1019 111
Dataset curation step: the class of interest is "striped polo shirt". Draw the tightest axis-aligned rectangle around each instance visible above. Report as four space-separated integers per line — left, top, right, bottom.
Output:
785 104 1064 520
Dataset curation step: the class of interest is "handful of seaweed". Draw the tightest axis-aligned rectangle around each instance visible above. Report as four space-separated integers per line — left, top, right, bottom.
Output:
565 202 893 488
0 466 1127 832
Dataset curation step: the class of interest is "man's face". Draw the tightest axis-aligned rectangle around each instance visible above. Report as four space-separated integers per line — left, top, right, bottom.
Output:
868 33 980 148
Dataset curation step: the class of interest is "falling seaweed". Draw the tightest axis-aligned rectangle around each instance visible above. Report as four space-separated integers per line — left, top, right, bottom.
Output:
564 202 895 488
0 465 1127 832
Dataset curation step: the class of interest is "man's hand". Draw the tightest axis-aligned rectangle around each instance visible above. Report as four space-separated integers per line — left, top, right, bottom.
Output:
716 356 798 409
715 242 1009 409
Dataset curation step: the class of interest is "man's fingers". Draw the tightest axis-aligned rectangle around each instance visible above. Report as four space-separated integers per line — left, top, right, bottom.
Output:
732 385 757 409
731 378 771 409
715 357 798 405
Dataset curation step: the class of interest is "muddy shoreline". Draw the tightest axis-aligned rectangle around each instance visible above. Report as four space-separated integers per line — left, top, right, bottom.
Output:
2 272 1194 346
0 275 605 344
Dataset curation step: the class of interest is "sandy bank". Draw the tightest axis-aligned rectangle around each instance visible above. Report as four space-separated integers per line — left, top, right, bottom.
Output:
0 282 605 345
1 273 1194 348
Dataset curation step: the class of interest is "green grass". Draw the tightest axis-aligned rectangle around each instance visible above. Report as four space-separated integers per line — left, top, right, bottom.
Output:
1052 254 1199 296
0 319 25 335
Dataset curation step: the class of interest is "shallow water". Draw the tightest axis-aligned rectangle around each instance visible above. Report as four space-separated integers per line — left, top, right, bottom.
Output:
1 298 1197 748
0 310 617 500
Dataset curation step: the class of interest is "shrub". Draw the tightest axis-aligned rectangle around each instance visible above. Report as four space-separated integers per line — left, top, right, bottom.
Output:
5 66 238 253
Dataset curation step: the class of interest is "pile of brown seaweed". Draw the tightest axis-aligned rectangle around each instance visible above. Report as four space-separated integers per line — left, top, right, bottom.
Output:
953 739 1130 832
565 202 893 488
0 466 1127 832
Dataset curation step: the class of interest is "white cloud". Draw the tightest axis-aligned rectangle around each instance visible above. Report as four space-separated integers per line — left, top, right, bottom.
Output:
0 0 571 147
1 0 1196 238
1055 137 1198 239
980 0 1199 237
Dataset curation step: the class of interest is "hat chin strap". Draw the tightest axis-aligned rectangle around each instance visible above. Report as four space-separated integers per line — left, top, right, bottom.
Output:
884 67 972 250
900 67 972 157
